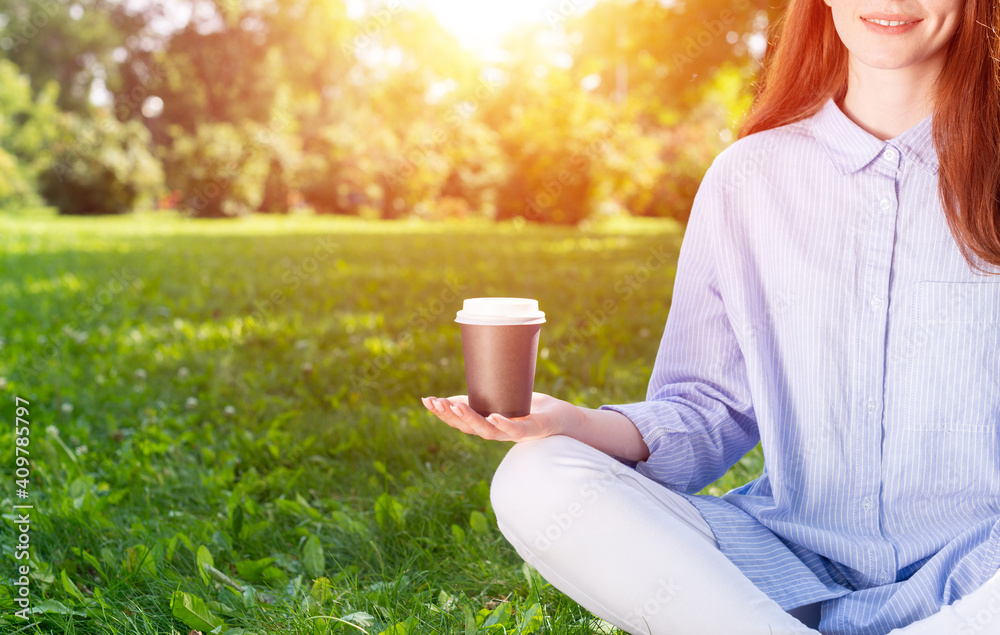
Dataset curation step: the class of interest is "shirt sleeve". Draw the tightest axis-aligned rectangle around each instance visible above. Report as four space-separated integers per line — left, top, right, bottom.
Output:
600 161 759 493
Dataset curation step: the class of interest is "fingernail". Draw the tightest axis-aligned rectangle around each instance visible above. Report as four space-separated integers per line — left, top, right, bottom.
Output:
432 399 445 413
450 405 463 417
420 397 429 408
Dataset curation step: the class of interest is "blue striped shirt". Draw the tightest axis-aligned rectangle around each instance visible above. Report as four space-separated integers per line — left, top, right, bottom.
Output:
601 98 1000 634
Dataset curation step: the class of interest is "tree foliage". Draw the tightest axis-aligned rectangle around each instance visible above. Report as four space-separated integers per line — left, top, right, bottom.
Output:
0 0 770 221
39 111 163 216
0 58 60 207
0 0 124 113
163 121 271 217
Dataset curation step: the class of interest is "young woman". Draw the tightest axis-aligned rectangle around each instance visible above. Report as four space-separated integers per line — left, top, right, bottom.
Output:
422 0 1000 631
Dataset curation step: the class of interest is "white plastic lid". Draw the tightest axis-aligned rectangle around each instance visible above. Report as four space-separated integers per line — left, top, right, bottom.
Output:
455 297 546 325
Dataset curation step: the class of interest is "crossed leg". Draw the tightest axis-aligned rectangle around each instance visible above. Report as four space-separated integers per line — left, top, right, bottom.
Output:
489 435 822 634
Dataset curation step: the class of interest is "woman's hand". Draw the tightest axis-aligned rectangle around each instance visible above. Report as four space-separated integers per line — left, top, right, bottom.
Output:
420 392 582 443
420 392 650 461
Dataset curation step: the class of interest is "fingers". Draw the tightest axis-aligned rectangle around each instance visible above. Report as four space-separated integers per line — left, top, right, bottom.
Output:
485 412 514 432
453 402 512 441
420 397 468 432
421 396 511 441
487 412 546 442
420 396 552 443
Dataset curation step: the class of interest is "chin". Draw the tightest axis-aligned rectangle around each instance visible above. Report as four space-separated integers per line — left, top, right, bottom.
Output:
852 50 927 71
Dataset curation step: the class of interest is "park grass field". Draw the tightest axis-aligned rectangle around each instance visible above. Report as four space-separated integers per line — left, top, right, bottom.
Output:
0 211 763 634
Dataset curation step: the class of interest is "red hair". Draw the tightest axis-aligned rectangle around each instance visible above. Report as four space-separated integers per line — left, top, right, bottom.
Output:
741 0 1000 274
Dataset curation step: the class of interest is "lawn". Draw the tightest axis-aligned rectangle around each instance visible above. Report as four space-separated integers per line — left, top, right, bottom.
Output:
0 211 763 634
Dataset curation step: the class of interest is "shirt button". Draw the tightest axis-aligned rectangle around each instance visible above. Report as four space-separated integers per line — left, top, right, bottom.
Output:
879 572 892 584
862 497 873 510
870 296 882 310
879 198 893 212
884 148 897 162
867 398 877 412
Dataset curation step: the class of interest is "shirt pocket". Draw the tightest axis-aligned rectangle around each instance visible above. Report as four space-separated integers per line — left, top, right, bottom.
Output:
904 281 1000 431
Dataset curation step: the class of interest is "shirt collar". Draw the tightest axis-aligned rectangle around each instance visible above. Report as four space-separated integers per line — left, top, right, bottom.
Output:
811 98 938 176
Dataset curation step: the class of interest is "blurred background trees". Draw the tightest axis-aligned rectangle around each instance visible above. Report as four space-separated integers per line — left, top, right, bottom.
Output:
0 0 775 222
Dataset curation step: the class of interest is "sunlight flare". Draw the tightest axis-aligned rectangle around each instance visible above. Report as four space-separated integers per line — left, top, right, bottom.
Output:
419 0 595 52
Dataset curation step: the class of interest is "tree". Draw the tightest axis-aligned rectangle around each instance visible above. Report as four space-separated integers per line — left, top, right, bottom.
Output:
470 27 623 225
0 58 61 207
39 111 164 215
162 121 270 218
0 0 125 113
566 0 770 121
118 0 360 216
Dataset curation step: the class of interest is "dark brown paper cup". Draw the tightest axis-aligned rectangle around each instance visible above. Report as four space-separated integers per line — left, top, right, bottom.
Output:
460 322 541 418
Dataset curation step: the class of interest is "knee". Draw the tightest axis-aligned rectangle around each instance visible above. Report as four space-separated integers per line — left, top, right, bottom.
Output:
490 435 621 546
490 436 570 525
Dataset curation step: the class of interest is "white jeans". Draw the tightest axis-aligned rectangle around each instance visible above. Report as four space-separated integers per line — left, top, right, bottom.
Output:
489 435 1000 635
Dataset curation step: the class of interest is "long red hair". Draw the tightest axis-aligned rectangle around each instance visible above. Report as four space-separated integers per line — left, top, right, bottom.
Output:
741 0 1000 274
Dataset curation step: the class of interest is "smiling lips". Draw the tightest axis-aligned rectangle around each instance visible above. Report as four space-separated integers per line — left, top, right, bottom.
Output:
860 14 922 32
863 17 914 26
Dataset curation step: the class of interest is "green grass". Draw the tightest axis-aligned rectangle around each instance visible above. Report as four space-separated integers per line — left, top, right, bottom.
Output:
0 212 763 634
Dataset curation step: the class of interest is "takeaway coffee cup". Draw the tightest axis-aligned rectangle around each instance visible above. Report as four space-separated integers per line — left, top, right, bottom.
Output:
456 298 545 418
